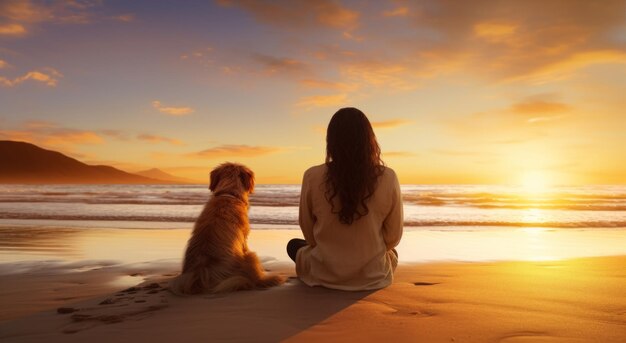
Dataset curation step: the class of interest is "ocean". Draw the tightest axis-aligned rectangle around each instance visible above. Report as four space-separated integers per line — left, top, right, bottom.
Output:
0 184 624 229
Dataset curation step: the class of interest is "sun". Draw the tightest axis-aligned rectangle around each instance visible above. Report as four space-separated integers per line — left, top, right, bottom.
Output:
519 171 550 193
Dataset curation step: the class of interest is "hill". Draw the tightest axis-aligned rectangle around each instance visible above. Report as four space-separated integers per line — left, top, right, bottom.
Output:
0 140 171 184
135 168 201 184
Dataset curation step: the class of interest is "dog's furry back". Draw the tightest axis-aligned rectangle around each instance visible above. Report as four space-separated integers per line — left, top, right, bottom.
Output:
169 163 284 295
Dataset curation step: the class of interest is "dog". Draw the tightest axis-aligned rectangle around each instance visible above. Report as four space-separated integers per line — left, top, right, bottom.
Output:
169 162 284 295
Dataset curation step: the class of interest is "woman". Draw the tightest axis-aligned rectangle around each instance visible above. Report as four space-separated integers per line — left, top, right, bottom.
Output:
287 107 403 291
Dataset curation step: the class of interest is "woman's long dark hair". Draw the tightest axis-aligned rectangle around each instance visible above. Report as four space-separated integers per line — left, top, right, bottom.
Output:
325 107 385 225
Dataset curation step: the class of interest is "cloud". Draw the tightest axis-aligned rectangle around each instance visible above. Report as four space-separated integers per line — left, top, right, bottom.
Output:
110 14 135 22
0 121 104 149
217 0 359 31
137 134 183 146
188 144 282 159
0 68 63 87
298 79 356 91
473 22 518 42
385 0 626 83
99 130 129 140
0 23 26 35
152 100 194 116
511 50 626 83
383 151 414 157
295 94 348 109
508 94 571 124
252 54 310 77
179 47 214 67
383 7 409 17
211 53 311 79
371 119 412 129
339 60 416 91
441 94 573 145
0 0 49 23
0 0 131 36
510 100 570 115
0 59 8 69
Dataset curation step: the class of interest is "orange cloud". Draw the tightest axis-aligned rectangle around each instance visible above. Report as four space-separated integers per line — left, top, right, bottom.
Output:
110 14 135 22
0 0 48 22
339 60 419 91
0 59 8 69
473 22 518 42
511 50 626 83
511 100 570 114
298 79 356 91
217 0 359 31
0 0 131 36
188 145 282 159
0 68 62 87
383 151 414 157
0 122 104 149
508 94 571 124
137 134 184 146
0 23 26 35
99 130 129 140
371 119 412 129
180 47 214 68
441 94 573 146
392 0 626 83
296 94 348 109
152 100 194 116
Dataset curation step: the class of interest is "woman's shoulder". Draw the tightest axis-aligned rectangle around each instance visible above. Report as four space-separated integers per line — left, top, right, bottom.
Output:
302 164 397 183
381 166 398 181
303 164 327 178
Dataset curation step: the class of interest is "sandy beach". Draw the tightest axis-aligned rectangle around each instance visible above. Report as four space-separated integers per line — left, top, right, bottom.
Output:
1 227 625 342
1 257 625 342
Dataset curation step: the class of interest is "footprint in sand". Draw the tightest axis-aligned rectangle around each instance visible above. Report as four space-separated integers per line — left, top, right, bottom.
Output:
497 331 555 342
413 282 440 286
58 281 171 334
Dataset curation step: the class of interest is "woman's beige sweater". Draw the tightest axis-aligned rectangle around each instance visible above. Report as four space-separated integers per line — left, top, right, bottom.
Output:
296 164 404 290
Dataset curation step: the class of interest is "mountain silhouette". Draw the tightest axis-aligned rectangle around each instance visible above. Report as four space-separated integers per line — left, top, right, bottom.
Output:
135 168 201 184
0 140 171 184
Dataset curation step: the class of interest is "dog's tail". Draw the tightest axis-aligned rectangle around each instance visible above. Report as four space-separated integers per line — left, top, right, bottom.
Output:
169 272 259 295
168 267 219 296
211 275 255 293
255 274 285 288
211 274 285 293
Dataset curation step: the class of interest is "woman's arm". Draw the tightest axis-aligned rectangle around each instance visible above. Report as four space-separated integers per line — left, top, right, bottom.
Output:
298 169 317 247
382 170 403 250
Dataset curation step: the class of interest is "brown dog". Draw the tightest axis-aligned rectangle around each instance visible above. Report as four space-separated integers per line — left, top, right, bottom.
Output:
169 163 284 294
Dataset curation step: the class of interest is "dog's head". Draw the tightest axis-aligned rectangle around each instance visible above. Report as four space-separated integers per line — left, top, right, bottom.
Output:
209 162 255 194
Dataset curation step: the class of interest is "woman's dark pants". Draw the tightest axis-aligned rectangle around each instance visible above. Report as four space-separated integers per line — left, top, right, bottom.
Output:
287 238 308 262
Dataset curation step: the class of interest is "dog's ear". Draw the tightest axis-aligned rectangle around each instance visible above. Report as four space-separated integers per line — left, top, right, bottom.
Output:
239 167 255 193
209 166 224 192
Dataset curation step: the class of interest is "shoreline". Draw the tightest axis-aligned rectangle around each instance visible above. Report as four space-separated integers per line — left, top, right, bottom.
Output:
2 218 626 230
1 256 625 342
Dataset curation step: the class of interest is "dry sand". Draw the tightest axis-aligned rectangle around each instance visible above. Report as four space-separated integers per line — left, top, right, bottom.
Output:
1 256 625 342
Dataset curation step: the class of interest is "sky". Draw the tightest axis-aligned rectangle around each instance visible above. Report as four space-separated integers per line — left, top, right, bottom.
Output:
1 0 625 185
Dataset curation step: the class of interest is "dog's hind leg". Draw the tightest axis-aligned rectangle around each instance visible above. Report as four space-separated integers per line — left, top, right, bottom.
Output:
240 252 286 289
